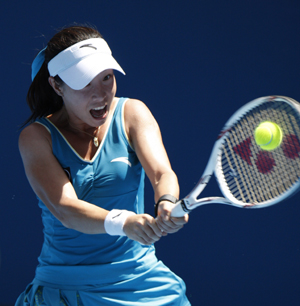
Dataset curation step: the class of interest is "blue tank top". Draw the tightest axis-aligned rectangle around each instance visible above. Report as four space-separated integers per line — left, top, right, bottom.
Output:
33 98 157 288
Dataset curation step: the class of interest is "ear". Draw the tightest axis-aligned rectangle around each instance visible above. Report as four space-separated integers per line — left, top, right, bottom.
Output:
48 76 64 97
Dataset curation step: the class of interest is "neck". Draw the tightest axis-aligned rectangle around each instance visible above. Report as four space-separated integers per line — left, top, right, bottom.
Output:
67 120 100 147
68 120 98 134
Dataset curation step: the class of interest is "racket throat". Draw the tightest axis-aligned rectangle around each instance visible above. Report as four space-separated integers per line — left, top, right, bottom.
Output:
178 199 192 213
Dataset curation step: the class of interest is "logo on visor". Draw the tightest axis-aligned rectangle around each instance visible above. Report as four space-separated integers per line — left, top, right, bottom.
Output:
80 44 97 50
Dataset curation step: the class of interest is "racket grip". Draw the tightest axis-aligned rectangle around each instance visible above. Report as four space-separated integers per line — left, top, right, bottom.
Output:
171 200 190 217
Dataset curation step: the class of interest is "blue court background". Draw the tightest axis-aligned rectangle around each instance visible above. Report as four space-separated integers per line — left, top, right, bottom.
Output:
1 1 300 305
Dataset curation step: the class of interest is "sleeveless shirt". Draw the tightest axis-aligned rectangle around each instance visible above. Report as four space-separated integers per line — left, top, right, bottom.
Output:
33 97 157 288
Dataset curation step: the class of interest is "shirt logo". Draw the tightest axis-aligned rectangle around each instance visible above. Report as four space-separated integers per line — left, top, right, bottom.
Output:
110 157 132 167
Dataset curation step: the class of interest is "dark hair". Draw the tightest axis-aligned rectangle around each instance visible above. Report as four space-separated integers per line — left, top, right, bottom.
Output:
25 25 103 125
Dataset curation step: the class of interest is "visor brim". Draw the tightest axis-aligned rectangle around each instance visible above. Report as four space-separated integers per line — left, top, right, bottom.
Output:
58 52 125 90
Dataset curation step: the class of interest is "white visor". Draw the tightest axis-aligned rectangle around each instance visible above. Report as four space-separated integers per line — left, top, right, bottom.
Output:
48 38 125 90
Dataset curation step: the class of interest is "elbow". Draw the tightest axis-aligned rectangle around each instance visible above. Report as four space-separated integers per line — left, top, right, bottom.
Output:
155 169 178 185
46 199 76 229
51 207 72 229
59 215 72 229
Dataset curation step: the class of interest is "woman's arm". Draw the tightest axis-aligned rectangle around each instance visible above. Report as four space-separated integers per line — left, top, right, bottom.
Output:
19 122 162 244
124 99 188 235
19 123 109 234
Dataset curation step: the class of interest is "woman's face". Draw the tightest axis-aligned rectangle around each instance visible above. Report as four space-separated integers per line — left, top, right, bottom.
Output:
57 69 117 128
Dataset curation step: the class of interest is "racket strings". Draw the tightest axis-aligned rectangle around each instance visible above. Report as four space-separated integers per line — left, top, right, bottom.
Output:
219 98 300 204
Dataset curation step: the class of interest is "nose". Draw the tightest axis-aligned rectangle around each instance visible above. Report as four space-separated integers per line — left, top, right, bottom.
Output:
91 76 106 101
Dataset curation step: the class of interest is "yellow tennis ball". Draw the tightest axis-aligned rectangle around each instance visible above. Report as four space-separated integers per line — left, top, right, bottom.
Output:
254 121 283 151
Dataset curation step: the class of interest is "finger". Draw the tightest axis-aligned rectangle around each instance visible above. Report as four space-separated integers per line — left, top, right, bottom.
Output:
142 226 162 242
138 230 161 245
170 214 189 225
147 218 164 237
154 219 168 236
129 229 160 245
156 216 182 233
160 209 171 222
157 202 173 221
159 215 184 228
137 235 154 246
136 216 163 244
124 215 161 244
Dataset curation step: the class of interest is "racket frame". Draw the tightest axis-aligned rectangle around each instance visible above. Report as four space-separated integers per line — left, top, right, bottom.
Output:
171 96 300 217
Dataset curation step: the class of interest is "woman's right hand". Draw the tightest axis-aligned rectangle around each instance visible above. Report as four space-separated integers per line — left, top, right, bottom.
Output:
123 214 163 245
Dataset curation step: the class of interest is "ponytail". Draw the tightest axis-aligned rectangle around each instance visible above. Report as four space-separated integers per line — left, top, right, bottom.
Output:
25 61 63 125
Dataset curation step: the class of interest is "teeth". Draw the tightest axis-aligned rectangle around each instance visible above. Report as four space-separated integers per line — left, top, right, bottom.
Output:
93 105 105 110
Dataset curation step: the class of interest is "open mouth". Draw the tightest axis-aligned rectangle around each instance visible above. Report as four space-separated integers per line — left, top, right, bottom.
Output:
90 105 107 119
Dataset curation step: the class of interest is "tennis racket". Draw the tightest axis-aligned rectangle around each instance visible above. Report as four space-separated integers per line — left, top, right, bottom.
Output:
171 96 300 217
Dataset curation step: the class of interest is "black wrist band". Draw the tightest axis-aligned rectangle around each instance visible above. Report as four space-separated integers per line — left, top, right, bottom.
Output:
154 194 178 217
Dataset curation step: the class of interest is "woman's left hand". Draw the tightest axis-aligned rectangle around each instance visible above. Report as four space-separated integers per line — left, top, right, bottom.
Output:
155 201 189 235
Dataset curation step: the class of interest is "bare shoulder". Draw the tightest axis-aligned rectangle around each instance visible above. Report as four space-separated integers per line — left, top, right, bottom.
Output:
124 98 150 115
124 98 157 127
19 122 52 157
123 98 161 147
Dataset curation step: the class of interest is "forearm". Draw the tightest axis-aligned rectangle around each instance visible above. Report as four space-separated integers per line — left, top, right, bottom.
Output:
153 170 179 202
56 198 162 245
51 198 109 234
153 170 188 234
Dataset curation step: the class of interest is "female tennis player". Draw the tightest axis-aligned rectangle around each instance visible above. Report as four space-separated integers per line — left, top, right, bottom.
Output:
15 25 190 305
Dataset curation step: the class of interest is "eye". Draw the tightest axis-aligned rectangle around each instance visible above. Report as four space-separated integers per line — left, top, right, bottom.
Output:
103 74 113 81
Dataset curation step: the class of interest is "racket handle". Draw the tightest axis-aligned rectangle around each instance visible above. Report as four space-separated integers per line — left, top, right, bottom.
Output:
171 200 190 217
